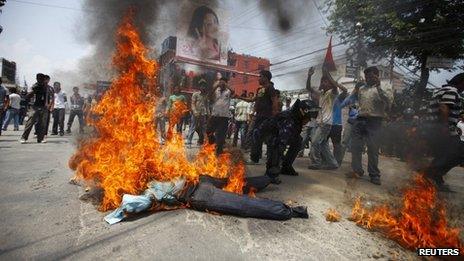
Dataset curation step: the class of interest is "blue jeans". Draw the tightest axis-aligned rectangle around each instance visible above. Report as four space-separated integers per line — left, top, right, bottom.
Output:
309 124 338 168
351 117 383 177
187 115 206 144
2 108 19 130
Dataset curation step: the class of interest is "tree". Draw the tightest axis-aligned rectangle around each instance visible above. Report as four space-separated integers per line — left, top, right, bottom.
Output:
326 0 464 106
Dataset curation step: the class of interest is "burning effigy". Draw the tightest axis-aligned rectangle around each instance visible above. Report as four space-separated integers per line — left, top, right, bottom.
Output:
68 11 308 224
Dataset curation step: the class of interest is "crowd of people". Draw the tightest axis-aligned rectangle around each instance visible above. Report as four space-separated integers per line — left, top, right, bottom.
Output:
2 68 463 192
157 68 464 191
0 73 89 143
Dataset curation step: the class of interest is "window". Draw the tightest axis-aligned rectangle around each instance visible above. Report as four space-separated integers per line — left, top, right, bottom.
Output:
244 60 249 69
258 64 265 71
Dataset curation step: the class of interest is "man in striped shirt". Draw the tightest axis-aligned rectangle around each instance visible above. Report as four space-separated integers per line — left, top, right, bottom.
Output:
425 73 464 191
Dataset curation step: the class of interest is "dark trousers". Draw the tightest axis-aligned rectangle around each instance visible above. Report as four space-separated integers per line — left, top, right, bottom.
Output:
351 117 383 177
19 107 27 125
52 108 66 134
0 107 5 135
330 124 343 165
425 136 464 184
267 136 302 178
67 110 84 132
233 120 248 148
206 116 229 155
250 116 269 162
21 107 48 142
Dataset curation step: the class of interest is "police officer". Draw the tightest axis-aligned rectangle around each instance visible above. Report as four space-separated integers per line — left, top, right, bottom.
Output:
256 99 319 184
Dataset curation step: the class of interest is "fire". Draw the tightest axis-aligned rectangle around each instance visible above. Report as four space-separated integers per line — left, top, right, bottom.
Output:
69 11 246 211
350 174 463 251
325 208 341 222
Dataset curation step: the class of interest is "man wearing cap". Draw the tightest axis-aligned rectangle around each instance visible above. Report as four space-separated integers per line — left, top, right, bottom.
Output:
424 73 464 191
187 79 209 146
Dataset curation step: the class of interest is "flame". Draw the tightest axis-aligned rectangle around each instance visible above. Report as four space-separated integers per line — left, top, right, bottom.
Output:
350 174 463 251
325 208 341 222
69 11 246 211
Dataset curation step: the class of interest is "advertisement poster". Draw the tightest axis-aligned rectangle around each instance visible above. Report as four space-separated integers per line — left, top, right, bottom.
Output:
176 1 229 65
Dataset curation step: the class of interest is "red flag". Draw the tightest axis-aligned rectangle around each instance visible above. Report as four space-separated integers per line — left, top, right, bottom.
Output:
323 36 337 72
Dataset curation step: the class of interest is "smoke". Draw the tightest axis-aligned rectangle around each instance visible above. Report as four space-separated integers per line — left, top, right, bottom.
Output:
259 0 308 32
53 0 163 94
53 0 223 95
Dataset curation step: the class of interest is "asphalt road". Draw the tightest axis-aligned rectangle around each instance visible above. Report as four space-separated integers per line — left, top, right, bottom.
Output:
1 123 463 260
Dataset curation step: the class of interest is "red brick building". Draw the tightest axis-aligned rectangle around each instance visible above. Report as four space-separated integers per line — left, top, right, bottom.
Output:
228 52 270 96
158 37 270 97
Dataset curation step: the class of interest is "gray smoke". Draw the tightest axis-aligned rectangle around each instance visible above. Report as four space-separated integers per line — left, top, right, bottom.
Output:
259 0 308 32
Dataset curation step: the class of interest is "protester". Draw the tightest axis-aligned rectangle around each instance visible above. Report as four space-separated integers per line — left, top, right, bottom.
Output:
66 87 85 134
20 73 49 143
308 67 347 170
0 78 9 136
346 66 394 185
242 92 255 151
155 95 167 143
2 87 20 131
39 75 54 142
187 79 209 145
19 88 28 125
330 80 348 165
240 70 276 163
166 84 188 134
51 82 66 136
206 76 234 155
424 73 464 191
233 93 251 148
338 87 359 163
283 97 292 111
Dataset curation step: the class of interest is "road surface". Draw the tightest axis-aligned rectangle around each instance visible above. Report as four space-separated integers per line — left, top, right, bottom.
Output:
1 124 463 260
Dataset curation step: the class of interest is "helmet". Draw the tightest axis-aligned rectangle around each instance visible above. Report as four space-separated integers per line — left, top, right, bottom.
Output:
291 99 320 121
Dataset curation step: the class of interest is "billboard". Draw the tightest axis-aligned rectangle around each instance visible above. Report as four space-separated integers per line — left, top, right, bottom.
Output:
176 2 229 65
1 58 16 83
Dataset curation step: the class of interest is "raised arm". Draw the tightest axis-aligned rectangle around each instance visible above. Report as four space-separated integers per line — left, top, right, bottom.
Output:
323 67 347 94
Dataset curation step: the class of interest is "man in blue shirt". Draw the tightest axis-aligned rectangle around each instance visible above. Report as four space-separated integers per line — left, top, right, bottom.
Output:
338 89 359 164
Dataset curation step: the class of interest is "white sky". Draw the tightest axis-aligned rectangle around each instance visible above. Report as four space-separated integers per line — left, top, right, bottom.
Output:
0 0 461 91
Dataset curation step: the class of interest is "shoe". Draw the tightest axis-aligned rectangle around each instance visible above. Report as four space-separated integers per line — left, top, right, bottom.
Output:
345 171 364 179
281 165 299 176
19 139 27 144
269 176 282 185
51 132 58 135
291 206 309 219
66 129 71 134
307 165 321 170
321 165 338 170
59 132 64 136
245 159 259 165
14 128 19 131
370 176 381 185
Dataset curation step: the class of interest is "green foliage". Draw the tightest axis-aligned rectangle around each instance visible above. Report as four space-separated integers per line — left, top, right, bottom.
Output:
326 0 464 69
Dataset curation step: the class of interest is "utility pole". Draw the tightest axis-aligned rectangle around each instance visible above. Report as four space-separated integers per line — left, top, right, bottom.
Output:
355 22 366 82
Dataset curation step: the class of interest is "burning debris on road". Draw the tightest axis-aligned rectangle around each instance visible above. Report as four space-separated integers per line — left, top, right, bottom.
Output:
69 11 308 223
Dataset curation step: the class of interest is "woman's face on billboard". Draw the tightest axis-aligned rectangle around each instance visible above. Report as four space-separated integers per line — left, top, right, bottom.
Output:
203 13 218 39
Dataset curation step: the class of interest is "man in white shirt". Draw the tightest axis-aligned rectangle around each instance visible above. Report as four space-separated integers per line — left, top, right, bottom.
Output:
2 87 20 131
206 77 235 155
233 93 251 148
51 82 67 136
